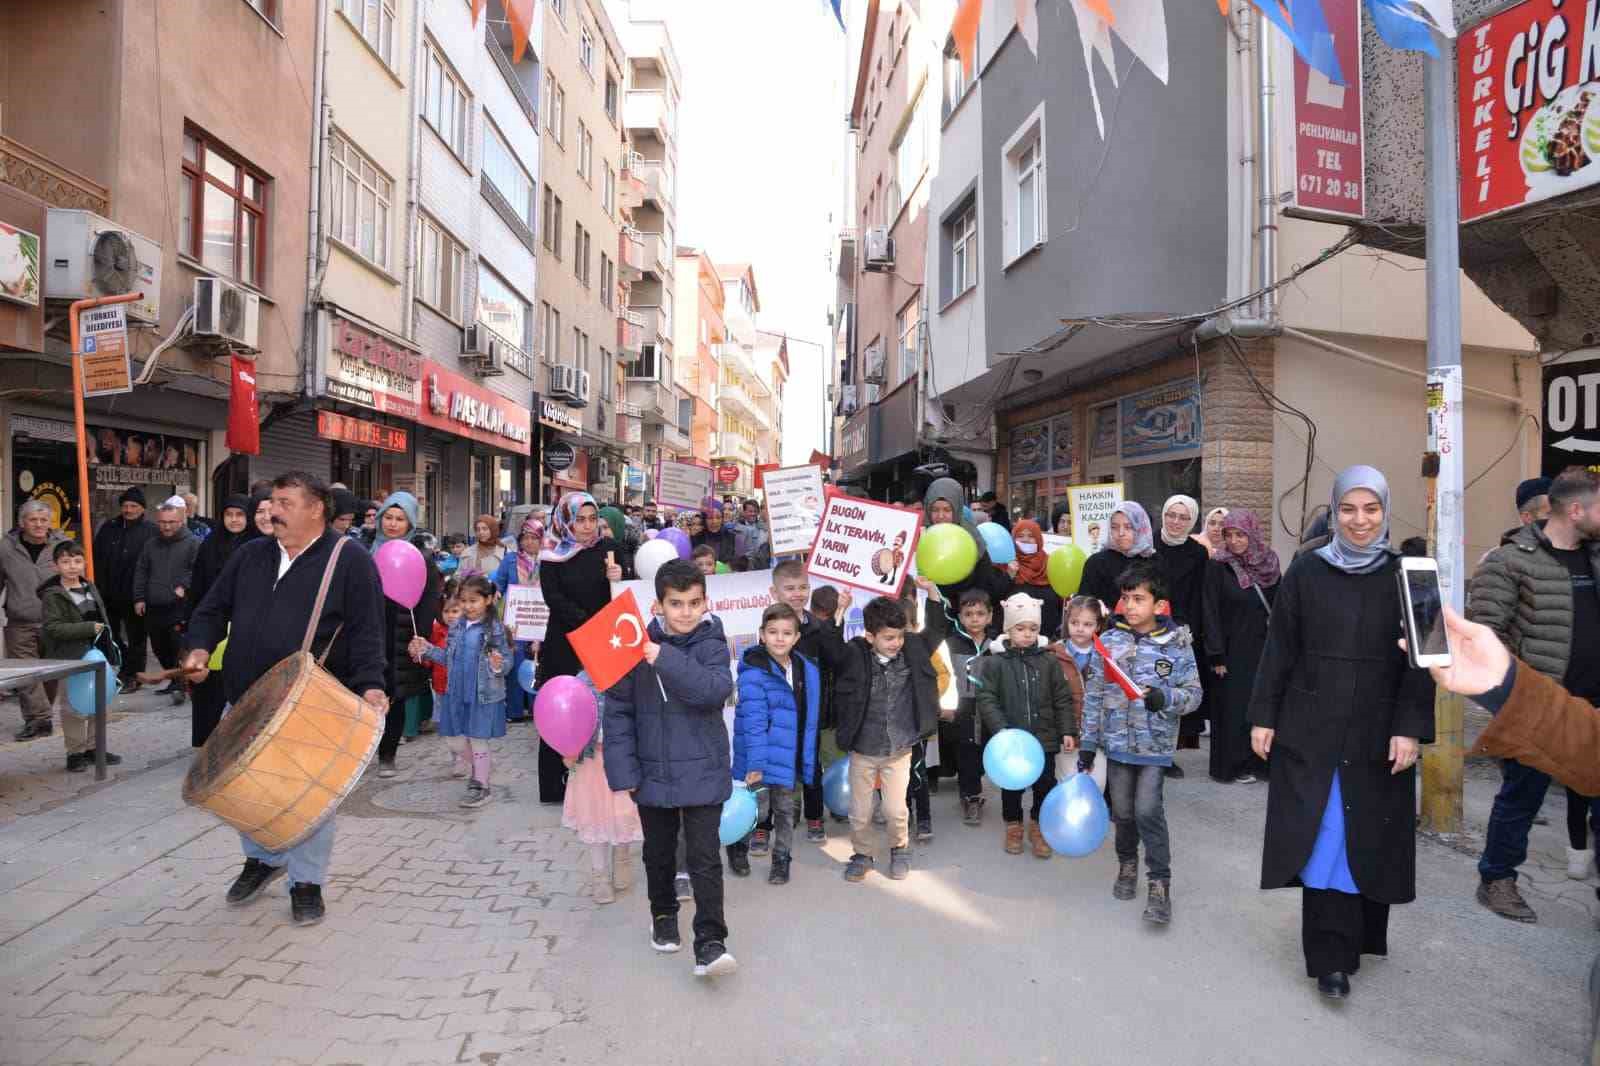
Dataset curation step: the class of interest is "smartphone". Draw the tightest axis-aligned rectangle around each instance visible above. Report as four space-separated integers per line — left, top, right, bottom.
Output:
1397 556 1451 669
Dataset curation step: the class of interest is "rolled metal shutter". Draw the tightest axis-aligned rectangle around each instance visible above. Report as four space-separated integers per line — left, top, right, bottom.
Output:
252 410 332 484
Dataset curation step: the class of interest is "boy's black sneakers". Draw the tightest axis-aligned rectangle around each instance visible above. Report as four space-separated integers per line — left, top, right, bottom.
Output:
915 818 933 843
726 844 751 877
226 858 283 905
888 846 911 880
749 828 770 856
693 941 738 978
843 853 873 882
805 819 826 842
768 852 791 885
289 883 325 926
1142 880 1172 925
1113 859 1139 900
651 914 682 953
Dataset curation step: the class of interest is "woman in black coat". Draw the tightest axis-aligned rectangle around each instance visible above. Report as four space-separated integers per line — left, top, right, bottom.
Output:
1202 508 1279 783
1078 501 1157 612
186 493 261 746
1248 466 1434 1000
533 492 623 803
371 492 442 777
1153 494 1211 768
914 477 1011 646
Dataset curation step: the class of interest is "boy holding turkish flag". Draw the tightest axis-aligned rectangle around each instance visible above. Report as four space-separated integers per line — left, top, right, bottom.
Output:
601 559 739 979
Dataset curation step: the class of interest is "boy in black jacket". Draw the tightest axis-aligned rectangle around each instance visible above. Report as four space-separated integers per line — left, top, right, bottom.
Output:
833 596 939 882
933 588 999 825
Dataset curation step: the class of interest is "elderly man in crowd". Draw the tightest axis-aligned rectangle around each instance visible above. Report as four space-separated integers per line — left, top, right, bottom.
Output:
3 500 70 740
93 487 158 692
134 499 200 706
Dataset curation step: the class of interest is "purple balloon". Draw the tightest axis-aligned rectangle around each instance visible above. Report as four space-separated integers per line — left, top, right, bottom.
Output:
373 539 427 609
659 527 691 559
534 676 599 758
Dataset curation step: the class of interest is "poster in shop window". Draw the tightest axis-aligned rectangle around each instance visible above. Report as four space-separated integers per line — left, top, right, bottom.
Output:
805 492 923 597
654 457 714 510
762 463 827 556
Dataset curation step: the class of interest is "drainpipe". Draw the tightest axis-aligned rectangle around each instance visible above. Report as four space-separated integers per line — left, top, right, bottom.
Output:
401 0 425 337
303 0 330 399
1255 7 1278 323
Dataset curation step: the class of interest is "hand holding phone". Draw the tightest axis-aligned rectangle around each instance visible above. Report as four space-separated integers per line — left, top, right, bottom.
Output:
1397 556 1451 670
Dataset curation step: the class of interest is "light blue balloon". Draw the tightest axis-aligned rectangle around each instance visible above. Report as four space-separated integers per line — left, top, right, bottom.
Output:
977 522 1015 564
1038 774 1111 857
822 755 852 818
982 728 1045 790
516 657 537 695
719 786 759 846
66 648 116 719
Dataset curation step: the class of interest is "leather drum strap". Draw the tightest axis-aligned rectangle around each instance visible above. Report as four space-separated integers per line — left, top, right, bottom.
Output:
301 535 350 663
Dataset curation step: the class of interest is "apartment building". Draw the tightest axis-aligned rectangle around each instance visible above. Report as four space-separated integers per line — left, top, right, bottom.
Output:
712 263 768 497
755 329 789 470
0 0 314 534
673 247 725 469
537 0 630 504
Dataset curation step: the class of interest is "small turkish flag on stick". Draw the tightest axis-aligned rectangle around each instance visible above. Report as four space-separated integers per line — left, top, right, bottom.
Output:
570 588 650 692
1092 633 1144 702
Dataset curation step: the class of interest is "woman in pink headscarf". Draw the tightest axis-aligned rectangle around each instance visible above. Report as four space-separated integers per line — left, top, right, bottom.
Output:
1201 509 1281 783
493 516 545 723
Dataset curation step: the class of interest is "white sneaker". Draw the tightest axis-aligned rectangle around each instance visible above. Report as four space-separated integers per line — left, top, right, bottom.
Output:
1567 847 1594 880
692 943 738 978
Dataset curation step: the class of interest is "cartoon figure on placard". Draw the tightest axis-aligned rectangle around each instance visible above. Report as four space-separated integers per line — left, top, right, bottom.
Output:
1087 522 1103 553
872 530 908 586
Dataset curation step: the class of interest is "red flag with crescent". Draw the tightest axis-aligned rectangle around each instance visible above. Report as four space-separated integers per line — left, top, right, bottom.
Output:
569 588 650 692
1092 632 1143 702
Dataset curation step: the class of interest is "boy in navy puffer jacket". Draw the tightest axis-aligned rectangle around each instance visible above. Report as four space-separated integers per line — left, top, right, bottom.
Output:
734 603 821 886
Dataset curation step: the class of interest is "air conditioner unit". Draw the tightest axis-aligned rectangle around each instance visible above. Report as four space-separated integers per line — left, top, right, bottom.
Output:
549 363 581 403
192 277 261 350
577 369 593 404
862 340 886 384
594 457 612 482
862 383 881 405
863 226 894 271
45 210 163 323
840 384 858 414
461 324 506 377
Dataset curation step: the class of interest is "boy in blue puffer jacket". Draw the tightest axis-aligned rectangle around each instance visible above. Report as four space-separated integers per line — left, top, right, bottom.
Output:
734 603 821 886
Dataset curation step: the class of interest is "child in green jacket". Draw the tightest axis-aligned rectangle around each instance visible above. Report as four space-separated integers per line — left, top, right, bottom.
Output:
40 540 122 772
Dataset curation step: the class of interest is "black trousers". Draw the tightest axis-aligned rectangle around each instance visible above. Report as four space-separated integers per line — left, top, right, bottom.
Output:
377 694 409 762
802 782 823 821
1301 888 1389 978
906 739 930 821
1001 756 1058 823
538 738 568 803
640 804 727 951
191 673 226 747
109 601 147 678
145 605 185 673
956 737 984 799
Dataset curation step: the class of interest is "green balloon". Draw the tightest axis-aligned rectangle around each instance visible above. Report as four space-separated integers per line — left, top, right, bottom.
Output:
916 524 979 585
1047 543 1088 597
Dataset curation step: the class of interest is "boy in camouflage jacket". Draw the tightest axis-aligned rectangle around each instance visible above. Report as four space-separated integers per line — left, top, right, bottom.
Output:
1078 561 1201 926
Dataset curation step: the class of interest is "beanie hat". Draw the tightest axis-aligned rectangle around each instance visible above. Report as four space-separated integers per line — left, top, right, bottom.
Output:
331 488 360 521
161 495 187 511
1001 592 1042 630
118 487 146 507
1516 476 1552 512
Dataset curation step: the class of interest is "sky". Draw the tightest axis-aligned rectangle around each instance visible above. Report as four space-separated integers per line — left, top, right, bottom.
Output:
612 0 849 465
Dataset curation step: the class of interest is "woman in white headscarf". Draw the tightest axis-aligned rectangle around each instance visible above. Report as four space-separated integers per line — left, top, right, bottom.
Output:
1247 466 1434 1000
1077 501 1156 615
1153 494 1212 771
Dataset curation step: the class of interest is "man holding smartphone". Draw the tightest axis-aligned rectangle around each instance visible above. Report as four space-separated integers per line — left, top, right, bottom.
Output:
1469 468 1600 923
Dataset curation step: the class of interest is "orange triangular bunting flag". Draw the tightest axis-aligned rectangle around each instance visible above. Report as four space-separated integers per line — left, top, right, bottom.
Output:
951 0 983 76
506 0 535 62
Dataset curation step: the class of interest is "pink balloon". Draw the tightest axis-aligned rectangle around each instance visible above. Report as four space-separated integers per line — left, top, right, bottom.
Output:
534 676 599 757
373 539 427 609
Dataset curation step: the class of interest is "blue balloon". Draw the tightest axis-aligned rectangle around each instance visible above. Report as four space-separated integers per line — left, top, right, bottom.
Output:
977 522 1015 564
719 785 759 846
1038 774 1111 857
66 648 116 718
982 728 1045 790
517 657 537 695
822 755 852 818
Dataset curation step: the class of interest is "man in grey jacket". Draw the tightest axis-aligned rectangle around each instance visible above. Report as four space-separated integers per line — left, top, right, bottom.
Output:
3 500 70 739
134 501 199 705
1468 468 1600 923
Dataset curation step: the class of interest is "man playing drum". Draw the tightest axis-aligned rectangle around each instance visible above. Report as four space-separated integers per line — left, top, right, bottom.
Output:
184 472 388 925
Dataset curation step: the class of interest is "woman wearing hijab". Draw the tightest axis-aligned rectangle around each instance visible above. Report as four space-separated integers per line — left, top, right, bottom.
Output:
458 514 506 579
915 477 1011 645
1198 507 1230 557
493 517 545 722
1078 501 1156 613
1202 509 1279 783
1248 466 1434 1000
1154 495 1212 770
186 494 260 746
597 505 639 580
533 493 623 803
691 498 738 566
371 491 444 778
1007 519 1061 639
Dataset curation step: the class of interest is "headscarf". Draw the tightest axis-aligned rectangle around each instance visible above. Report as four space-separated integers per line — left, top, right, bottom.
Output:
923 477 983 543
598 506 627 543
540 491 600 563
1196 507 1229 554
370 491 418 551
197 494 255 577
1011 519 1050 586
474 513 502 544
516 517 545 583
1108 501 1156 557
1159 494 1200 547
1215 509 1281 589
1315 465 1394 574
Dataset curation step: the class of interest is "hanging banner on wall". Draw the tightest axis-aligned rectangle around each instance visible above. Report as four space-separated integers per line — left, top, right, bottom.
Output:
1067 482 1124 554
654 457 714 510
1286 0 1366 220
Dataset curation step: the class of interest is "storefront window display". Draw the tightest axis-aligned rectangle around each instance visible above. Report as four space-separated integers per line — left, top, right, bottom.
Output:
1007 412 1075 524
10 416 203 536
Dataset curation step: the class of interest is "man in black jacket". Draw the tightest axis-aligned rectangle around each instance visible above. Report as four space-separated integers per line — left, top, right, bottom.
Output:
134 501 199 705
92 488 157 689
184 472 387 926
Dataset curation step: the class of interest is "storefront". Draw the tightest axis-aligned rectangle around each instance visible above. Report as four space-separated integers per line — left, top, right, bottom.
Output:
535 394 584 507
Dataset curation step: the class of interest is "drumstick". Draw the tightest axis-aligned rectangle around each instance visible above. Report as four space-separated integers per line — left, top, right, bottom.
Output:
136 666 205 685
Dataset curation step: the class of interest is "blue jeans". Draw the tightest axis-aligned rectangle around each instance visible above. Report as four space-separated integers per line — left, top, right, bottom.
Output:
240 818 336 888
1107 760 1171 882
1479 758 1553 883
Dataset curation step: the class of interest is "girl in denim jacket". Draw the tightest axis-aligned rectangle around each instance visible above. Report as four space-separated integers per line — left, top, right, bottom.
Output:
410 576 512 808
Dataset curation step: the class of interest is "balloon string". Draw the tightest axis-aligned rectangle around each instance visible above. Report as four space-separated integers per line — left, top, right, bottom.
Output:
410 609 418 638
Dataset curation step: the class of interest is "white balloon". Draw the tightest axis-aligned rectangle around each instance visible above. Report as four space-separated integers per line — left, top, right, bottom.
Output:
634 538 678 582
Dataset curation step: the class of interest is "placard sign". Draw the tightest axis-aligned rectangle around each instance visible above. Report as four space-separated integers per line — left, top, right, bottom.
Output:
80 304 133 398
1287 0 1365 220
806 492 923 597
654 457 713 510
763 463 827 556
503 583 548 641
1542 357 1600 476
1067 482 1123 554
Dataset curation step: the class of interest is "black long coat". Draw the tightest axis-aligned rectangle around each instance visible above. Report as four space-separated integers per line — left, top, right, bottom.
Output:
1247 552 1435 903
1155 536 1211 737
533 537 618 685
1202 561 1275 781
1078 547 1133 614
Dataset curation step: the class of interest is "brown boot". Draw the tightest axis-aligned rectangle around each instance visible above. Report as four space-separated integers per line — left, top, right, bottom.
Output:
1028 822 1053 860
1004 823 1024 854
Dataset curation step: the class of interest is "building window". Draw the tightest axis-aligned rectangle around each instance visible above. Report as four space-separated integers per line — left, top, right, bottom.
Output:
417 214 465 321
243 0 278 23
424 40 470 159
326 132 392 270
336 0 395 66
600 253 614 308
544 76 566 145
542 188 563 258
181 132 269 287
550 0 565 20
483 120 535 228
1002 106 1046 263
943 37 970 119
477 264 532 364
580 24 596 73
577 120 592 180
542 301 562 362
943 199 977 305
889 88 926 221
573 223 590 284
896 295 920 388
602 160 615 214
605 74 619 122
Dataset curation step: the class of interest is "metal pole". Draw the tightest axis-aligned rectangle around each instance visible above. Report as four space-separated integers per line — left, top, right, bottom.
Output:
69 292 145 582
1420 35 1465 835
1256 10 1277 320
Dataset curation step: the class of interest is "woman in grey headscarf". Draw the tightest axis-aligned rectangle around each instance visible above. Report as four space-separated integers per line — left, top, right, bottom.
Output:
915 477 1010 645
1077 500 1156 613
1247 466 1435 1000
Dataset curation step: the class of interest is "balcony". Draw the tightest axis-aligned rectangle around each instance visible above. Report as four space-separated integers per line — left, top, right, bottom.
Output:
616 399 643 418
617 310 645 354
719 380 766 426
618 164 647 213
644 420 690 452
637 230 672 279
630 304 668 342
1 135 109 213
621 415 643 444
713 342 758 381
627 379 674 424
624 90 674 143
715 433 757 465
629 158 672 208
618 228 644 281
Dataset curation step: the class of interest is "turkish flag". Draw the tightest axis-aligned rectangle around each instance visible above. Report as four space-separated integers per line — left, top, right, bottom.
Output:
1092 633 1143 701
227 355 260 456
569 588 649 691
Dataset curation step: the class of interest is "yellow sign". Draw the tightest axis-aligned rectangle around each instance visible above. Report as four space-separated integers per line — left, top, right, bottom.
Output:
80 304 133 398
